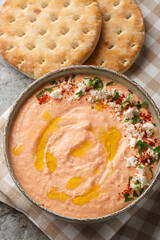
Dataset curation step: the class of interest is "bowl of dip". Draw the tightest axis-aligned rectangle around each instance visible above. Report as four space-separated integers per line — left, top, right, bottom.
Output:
4 65 160 223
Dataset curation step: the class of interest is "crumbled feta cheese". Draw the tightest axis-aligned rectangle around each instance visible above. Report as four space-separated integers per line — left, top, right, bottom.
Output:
109 102 116 108
117 117 121 121
125 156 137 167
63 85 70 91
142 122 154 136
89 90 97 97
147 148 159 160
136 174 148 188
129 138 137 148
50 89 62 99
106 89 112 96
136 164 145 175
88 96 92 102
77 83 86 93
112 88 116 94
83 78 90 85
124 107 139 119
130 181 140 190
130 164 149 189
68 97 73 103
115 104 122 112
74 83 86 99
126 124 135 133
119 90 123 97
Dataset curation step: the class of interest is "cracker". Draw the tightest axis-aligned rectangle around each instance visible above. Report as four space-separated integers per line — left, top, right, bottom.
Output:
85 0 145 72
0 0 101 79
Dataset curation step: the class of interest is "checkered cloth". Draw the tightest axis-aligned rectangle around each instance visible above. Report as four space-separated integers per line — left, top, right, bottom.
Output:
0 0 160 239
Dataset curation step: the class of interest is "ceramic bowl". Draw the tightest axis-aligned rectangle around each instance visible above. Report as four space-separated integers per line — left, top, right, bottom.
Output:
4 65 160 223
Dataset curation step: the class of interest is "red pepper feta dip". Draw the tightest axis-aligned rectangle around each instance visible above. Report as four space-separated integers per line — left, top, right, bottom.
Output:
10 74 159 218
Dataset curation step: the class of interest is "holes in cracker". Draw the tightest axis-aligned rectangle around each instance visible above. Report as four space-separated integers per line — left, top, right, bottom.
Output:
104 14 111 22
20 3 27 10
9 16 16 23
17 31 26 37
39 59 45 64
50 14 58 22
122 59 128 65
117 29 123 35
18 57 24 65
60 57 67 65
41 1 48 8
60 27 69 35
108 43 115 49
73 15 80 21
30 16 37 23
0 32 4 37
26 43 36 50
99 59 104 66
7 44 14 51
125 13 132 20
97 14 101 21
140 29 144 33
83 28 90 34
71 42 79 49
130 43 136 48
113 0 120 6
47 42 57 50
85 1 93 6
63 0 70 7
39 29 47 36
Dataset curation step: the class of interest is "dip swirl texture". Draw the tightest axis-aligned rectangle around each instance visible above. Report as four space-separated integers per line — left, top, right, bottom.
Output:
9 74 159 218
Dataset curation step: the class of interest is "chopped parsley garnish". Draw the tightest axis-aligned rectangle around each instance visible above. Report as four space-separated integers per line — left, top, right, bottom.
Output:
50 80 58 86
121 93 133 107
136 140 160 157
133 190 139 197
129 176 133 183
36 90 45 99
88 77 103 90
153 146 160 155
36 87 55 98
140 188 144 195
132 114 140 124
149 159 156 165
149 167 154 179
64 76 70 81
152 122 156 126
75 90 83 98
136 140 148 155
58 79 63 83
91 106 94 109
135 180 140 184
112 90 120 101
135 101 148 110
106 81 114 86
44 87 53 93
138 165 143 170
123 193 134 202
125 118 130 122
71 74 75 82
94 99 100 102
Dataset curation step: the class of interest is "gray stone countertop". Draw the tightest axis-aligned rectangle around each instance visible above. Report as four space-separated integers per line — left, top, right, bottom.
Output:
0 57 49 240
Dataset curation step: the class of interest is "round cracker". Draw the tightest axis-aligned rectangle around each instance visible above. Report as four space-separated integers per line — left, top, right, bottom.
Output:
0 0 101 79
85 0 145 72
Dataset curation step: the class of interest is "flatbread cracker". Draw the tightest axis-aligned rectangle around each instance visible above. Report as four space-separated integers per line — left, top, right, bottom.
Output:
85 0 145 72
0 0 101 79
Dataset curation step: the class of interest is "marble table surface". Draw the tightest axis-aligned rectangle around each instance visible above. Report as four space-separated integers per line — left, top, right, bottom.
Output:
0 57 49 240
